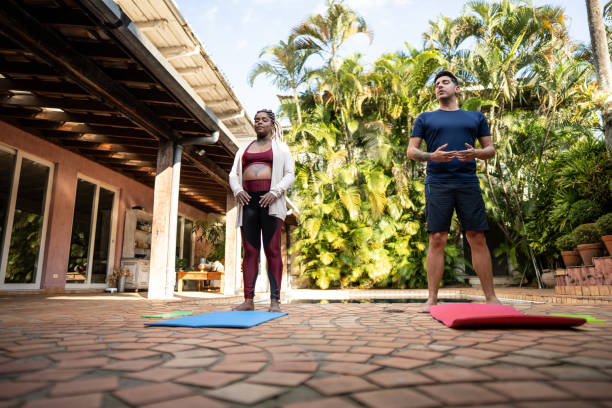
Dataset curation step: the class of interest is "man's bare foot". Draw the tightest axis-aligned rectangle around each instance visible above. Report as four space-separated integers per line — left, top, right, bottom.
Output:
485 296 502 305
269 299 282 313
232 299 254 311
417 299 437 313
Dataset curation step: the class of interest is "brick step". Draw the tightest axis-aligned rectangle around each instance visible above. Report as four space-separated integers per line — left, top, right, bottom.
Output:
555 285 612 297
555 256 612 287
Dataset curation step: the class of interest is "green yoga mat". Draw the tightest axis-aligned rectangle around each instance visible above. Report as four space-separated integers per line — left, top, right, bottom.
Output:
141 311 194 319
550 314 606 323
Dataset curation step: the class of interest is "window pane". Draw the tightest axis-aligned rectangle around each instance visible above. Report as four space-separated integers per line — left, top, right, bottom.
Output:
0 150 16 264
5 158 49 284
91 188 114 283
183 219 193 267
67 180 95 284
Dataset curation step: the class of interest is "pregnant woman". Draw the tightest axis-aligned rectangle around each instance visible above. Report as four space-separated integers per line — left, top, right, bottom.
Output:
229 109 295 312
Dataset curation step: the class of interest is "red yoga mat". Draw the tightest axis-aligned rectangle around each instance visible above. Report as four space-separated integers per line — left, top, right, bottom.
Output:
429 303 586 328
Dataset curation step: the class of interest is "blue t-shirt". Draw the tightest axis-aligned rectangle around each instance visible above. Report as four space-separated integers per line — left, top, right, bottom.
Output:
411 109 490 183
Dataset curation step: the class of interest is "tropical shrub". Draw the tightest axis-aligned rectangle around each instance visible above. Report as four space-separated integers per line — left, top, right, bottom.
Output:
252 0 611 288
596 213 612 236
567 199 603 228
555 234 576 252
573 224 601 245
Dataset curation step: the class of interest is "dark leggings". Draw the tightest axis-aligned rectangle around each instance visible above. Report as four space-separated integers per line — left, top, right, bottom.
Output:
241 191 283 300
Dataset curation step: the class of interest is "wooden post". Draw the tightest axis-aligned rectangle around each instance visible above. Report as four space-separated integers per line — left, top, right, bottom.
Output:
148 141 174 299
223 193 241 296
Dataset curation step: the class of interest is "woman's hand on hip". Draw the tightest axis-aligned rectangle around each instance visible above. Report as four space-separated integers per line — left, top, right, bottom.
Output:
259 192 277 207
236 191 251 206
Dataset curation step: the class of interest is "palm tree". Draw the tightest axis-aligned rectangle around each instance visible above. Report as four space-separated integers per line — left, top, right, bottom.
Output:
292 0 373 74
308 54 371 162
292 0 373 162
249 35 316 178
249 35 314 129
531 52 591 180
451 1 570 288
423 16 472 71
586 0 612 150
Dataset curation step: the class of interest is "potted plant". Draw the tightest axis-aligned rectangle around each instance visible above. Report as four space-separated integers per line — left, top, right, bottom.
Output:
107 268 119 289
573 223 604 266
193 218 225 266
596 212 612 255
175 258 190 272
117 269 132 292
556 233 581 267
108 268 132 292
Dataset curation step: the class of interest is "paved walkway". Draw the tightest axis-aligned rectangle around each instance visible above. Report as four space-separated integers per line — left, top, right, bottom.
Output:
0 293 611 407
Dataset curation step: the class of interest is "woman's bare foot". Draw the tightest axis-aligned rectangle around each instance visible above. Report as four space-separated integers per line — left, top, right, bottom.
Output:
232 299 254 311
486 296 502 305
417 299 437 313
268 299 282 313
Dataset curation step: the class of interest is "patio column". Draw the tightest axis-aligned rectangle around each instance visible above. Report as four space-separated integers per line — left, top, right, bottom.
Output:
148 140 179 299
41 162 77 289
223 192 241 296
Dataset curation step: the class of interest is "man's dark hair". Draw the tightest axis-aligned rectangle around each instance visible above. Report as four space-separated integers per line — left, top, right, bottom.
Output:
434 70 459 86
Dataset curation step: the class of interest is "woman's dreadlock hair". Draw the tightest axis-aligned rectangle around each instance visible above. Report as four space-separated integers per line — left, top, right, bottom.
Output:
255 109 283 141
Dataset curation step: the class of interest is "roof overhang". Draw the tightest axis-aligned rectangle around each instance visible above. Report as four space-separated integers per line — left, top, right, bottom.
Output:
0 0 240 213
115 0 257 141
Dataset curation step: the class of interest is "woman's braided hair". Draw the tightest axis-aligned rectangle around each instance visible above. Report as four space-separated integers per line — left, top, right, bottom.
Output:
255 109 283 140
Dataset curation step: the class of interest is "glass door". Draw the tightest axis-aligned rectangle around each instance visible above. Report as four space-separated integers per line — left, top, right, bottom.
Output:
0 148 53 289
66 177 118 287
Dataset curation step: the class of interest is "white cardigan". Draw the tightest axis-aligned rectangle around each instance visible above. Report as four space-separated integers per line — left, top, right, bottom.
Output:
229 138 295 227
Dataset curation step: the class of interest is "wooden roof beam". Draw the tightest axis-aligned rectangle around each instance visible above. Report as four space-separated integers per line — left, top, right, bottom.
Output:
0 106 136 128
0 94 111 113
16 119 153 139
42 131 157 148
0 0 182 142
78 0 238 153
182 148 229 190
57 139 156 153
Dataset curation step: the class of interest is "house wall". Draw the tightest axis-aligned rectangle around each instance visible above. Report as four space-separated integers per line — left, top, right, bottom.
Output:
0 120 210 289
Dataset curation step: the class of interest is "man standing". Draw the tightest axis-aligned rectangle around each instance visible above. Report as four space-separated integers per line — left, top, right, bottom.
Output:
407 70 501 313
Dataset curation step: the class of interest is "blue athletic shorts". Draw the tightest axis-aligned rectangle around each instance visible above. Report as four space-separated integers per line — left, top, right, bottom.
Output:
425 183 489 232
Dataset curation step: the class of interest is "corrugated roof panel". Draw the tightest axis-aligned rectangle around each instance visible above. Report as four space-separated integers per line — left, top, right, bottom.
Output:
115 0 255 140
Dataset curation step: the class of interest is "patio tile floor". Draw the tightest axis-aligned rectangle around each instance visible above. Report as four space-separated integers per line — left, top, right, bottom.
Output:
0 292 611 407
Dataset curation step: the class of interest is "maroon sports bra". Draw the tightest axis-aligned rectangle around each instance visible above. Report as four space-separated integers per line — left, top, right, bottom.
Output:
242 144 273 192
242 145 273 171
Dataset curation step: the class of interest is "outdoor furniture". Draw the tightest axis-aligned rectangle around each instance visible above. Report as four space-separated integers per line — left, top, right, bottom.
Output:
177 270 223 292
65 271 86 282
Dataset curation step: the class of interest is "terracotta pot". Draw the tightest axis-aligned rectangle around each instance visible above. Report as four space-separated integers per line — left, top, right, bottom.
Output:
576 243 604 266
561 250 581 268
602 235 612 256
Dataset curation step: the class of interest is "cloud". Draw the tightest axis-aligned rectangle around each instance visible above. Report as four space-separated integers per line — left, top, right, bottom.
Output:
312 1 326 15
345 0 414 10
242 9 253 24
204 5 219 21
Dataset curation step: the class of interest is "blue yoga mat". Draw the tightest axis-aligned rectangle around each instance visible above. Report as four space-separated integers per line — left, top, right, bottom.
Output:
145 311 287 328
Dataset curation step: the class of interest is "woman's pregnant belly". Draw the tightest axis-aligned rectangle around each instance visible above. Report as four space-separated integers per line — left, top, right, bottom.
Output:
243 163 272 180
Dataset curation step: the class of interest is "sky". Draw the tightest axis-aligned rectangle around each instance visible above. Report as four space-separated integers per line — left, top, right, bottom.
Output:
174 0 593 121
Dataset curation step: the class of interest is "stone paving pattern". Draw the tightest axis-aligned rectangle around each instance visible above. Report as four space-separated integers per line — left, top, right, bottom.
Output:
0 294 611 407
